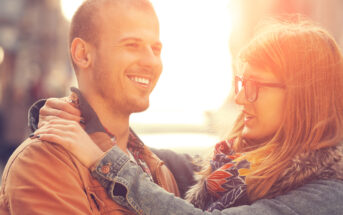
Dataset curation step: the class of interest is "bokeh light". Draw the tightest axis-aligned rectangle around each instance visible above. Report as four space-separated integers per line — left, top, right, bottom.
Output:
0 46 4 65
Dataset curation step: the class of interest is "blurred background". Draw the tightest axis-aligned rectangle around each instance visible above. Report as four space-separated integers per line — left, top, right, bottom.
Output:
0 0 342 176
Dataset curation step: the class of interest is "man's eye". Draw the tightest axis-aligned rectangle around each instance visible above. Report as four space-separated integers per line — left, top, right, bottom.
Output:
126 43 139 48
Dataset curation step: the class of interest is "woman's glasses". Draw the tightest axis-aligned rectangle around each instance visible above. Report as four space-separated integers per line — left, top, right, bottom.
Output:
235 76 285 102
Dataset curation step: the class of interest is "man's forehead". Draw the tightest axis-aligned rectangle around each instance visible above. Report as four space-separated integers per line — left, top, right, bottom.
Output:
95 10 160 45
98 0 155 13
99 1 158 24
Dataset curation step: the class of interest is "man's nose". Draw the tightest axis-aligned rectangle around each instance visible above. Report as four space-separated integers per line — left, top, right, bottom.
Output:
138 47 161 68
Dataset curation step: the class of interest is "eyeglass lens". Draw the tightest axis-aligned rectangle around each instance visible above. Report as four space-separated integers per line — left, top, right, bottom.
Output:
235 77 257 102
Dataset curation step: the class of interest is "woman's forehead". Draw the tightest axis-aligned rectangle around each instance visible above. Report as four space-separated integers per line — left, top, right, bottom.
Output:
241 64 279 82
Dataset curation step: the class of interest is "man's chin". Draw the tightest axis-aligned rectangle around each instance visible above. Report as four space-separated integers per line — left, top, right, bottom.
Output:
131 103 150 113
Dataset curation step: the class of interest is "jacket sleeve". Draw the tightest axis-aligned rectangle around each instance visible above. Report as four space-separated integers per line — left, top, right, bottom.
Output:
91 146 343 215
3 140 95 214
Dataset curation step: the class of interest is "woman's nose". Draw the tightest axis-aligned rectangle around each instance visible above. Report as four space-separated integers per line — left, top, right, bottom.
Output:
234 87 248 105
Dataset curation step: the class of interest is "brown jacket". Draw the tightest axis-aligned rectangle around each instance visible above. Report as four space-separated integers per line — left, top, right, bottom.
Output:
0 131 180 215
0 89 180 214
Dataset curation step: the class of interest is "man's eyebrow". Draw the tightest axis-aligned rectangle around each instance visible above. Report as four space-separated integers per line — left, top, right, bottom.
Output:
119 37 162 46
119 37 142 43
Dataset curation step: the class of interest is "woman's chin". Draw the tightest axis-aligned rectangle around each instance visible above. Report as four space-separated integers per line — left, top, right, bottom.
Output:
242 134 275 146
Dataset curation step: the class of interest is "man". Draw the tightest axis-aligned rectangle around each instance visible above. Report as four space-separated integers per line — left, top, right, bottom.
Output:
0 0 185 214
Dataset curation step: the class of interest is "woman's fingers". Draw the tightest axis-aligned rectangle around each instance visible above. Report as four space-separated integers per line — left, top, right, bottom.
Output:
35 119 104 168
36 120 81 135
40 107 82 121
35 121 82 149
37 133 70 148
45 98 81 116
39 118 79 126
38 97 82 128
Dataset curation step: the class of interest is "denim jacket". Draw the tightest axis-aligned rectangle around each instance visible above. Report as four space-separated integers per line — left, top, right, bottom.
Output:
91 146 343 215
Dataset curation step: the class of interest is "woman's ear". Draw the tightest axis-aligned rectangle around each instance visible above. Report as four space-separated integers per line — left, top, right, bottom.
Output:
70 38 92 70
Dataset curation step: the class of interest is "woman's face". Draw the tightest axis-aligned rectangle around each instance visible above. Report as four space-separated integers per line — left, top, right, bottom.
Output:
235 64 286 141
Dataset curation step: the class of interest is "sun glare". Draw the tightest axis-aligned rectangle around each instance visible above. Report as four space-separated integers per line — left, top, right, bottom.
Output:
134 0 233 125
60 0 84 21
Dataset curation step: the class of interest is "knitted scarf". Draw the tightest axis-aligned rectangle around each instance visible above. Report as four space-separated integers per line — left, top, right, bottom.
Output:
205 139 250 211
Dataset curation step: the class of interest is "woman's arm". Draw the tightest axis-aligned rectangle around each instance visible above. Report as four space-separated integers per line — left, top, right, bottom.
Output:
34 113 343 215
30 98 198 197
92 146 343 215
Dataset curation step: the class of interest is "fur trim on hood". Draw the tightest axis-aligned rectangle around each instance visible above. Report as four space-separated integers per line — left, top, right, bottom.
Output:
185 141 343 209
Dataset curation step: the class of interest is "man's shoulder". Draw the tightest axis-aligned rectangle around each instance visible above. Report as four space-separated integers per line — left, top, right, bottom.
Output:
0 138 104 214
5 138 71 167
1 138 76 188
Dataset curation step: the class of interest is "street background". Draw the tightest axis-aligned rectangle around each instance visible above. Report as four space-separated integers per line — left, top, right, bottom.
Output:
1 0 343 178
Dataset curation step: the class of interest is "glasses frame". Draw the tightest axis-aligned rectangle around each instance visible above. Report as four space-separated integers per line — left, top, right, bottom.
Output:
235 76 286 102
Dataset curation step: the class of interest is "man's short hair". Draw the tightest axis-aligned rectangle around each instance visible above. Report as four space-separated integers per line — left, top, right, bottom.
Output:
69 0 101 47
69 0 155 71
69 0 154 47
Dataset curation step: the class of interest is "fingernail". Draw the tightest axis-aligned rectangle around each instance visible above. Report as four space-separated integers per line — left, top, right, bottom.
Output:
80 119 86 124
29 133 35 138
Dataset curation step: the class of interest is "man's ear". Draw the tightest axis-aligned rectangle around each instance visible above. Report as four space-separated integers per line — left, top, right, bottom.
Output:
70 38 93 69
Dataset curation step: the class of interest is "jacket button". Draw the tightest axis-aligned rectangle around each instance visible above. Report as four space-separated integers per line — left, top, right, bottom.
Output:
101 165 110 174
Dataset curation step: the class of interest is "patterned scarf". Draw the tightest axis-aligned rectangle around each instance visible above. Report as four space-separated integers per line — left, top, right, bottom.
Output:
127 132 153 181
104 128 154 182
205 139 251 211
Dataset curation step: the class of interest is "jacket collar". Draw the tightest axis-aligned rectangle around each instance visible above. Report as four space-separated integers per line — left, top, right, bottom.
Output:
70 87 107 135
70 87 146 152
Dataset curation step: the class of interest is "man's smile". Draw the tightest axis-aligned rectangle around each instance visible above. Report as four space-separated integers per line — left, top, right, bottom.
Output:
127 75 151 88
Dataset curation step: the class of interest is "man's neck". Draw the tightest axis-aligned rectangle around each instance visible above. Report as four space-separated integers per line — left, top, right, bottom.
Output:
83 93 130 153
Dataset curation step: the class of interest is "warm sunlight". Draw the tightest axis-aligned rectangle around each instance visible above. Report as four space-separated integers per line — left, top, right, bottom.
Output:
134 0 233 124
60 0 84 21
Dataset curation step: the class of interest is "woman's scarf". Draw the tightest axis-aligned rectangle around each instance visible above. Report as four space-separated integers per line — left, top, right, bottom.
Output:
205 139 251 211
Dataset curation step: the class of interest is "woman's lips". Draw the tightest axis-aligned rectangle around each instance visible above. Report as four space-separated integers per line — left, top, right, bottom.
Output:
243 111 255 126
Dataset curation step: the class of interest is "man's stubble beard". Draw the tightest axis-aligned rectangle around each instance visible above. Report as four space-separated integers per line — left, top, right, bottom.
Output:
95 81 150 116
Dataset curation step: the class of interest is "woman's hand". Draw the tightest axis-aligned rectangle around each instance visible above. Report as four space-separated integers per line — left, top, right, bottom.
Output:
34 118 104 168
38 97 82 128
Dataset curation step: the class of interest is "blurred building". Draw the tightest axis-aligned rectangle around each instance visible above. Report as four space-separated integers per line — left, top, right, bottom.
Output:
0 0 72 162
229 0 343 59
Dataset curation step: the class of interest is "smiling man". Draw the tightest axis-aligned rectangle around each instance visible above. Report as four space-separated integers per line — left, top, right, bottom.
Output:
0 0 181 214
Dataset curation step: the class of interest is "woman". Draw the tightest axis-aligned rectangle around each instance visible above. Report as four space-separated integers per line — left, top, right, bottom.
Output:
34 18 343 214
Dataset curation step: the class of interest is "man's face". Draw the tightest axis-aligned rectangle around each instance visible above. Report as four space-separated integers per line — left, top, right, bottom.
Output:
90 4 162 115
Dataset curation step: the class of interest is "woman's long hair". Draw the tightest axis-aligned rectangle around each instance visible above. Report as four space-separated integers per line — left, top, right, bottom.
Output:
234 17 343 201
187 16 343 204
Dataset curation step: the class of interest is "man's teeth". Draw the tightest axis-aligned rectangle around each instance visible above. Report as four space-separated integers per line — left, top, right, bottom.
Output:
130 77 150 84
